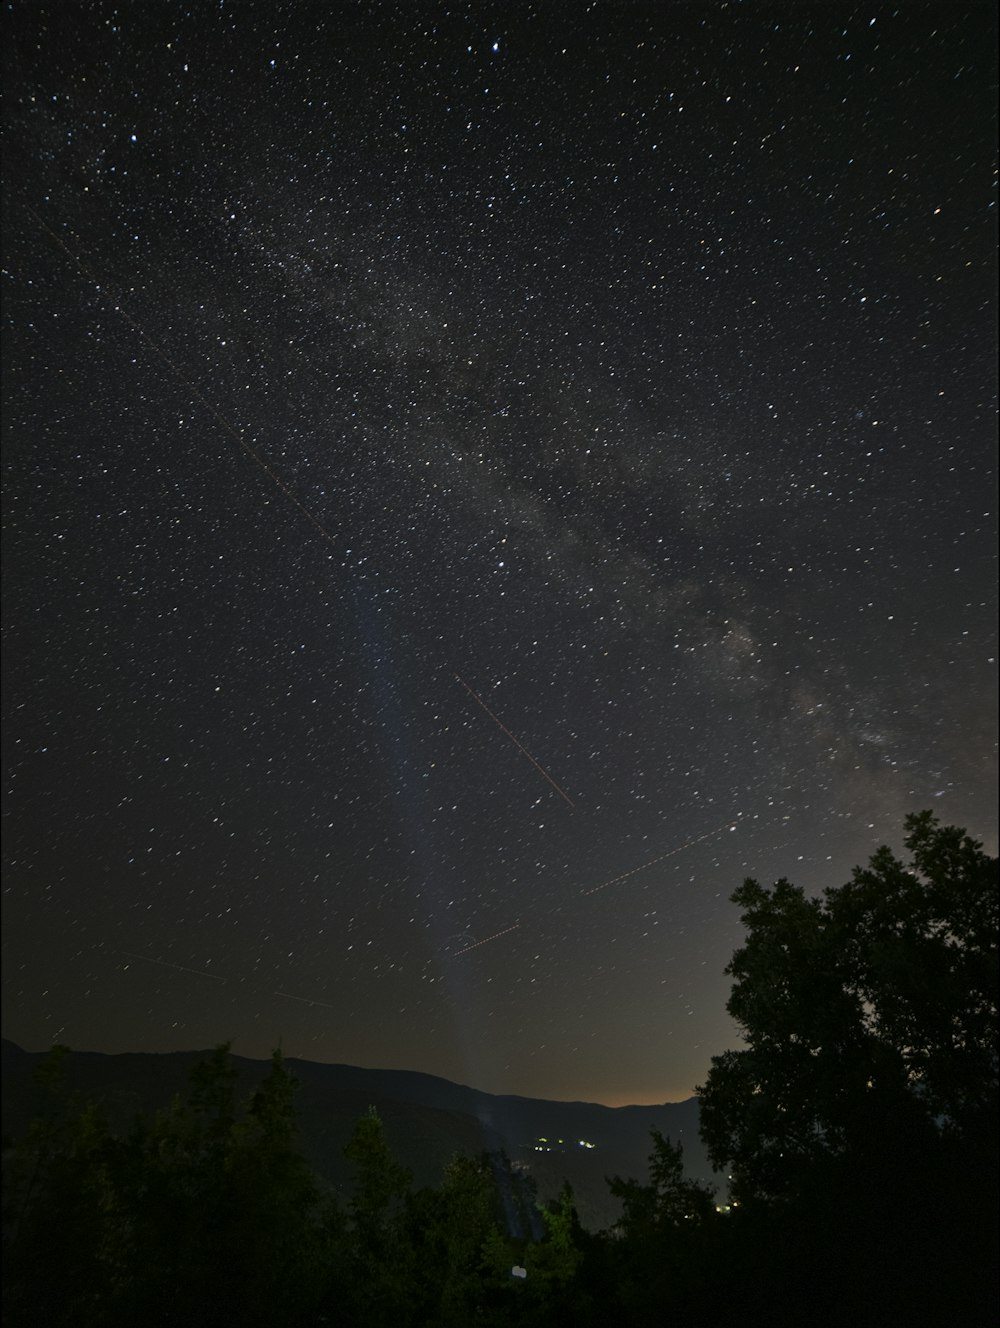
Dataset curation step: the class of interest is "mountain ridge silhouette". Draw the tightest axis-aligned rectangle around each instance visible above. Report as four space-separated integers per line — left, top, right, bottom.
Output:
0 1038 715 1230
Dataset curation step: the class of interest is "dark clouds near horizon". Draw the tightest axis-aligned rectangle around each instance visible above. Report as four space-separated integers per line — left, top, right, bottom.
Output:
2 1 997 1105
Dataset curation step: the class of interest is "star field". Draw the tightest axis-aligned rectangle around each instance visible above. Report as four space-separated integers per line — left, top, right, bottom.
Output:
2 1 997 1106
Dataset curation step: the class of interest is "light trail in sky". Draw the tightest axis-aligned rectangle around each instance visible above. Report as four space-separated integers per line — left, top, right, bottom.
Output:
120 951 227 983
28 199 736 990
450 923 522 958
27 202 580 826
275 990 341 1011
580 817 742 898
447 816 743 959
455 673 576 810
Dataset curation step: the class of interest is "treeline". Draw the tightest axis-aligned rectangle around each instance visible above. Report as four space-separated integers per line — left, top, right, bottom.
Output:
4 813 997 1326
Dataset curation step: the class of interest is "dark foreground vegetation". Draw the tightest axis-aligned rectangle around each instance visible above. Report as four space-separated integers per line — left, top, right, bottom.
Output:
4 813 997 1327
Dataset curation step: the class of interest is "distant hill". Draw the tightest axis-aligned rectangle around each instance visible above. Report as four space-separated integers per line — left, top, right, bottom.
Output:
0 1039 718 1231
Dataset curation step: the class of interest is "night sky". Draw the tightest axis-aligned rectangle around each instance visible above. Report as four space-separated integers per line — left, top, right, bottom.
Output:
3 2 997 1107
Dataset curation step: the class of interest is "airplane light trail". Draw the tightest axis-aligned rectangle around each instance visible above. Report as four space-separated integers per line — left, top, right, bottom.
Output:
120 951 227 983
450 923 522 957
455 674 576 810
27 199 743 986
581 817 740 898
446 817 742 960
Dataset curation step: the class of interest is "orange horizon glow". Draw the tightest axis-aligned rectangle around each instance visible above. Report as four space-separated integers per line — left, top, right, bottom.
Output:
591 1090 699 1108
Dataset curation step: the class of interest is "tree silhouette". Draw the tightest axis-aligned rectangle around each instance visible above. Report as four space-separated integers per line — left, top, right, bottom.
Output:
608 1128 715 1238
3 1045 337 1327
4 818 995 1328
698 812 998 1202
696 812 999 1325
601 1131 717 1324
339 1105 415 1326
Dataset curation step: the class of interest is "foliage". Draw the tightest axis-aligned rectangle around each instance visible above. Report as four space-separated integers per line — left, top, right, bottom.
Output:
693 812 999 1326
698 811 999 1203
598 1131 717 1324
3 1044 335 1327
3 814 996 1326
335 1106 414 1325
608 1127 715 1240
401 1153 515 1326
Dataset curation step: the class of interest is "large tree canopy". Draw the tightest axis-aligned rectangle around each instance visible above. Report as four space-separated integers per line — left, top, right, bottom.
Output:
3 814 995 1326
697 812 999 1203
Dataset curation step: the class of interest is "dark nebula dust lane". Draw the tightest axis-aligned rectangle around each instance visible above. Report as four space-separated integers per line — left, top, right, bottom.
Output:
2 2 996 1106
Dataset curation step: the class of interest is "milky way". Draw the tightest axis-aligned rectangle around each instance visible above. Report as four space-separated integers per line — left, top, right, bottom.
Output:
2 2 996 1105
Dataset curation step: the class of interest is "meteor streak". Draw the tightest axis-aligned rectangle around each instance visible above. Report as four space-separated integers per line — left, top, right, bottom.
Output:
28 203 582 825
455 674 575 809
120 951 226 982
447 816 742 959
26 199 743 983
275 990 341 1010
